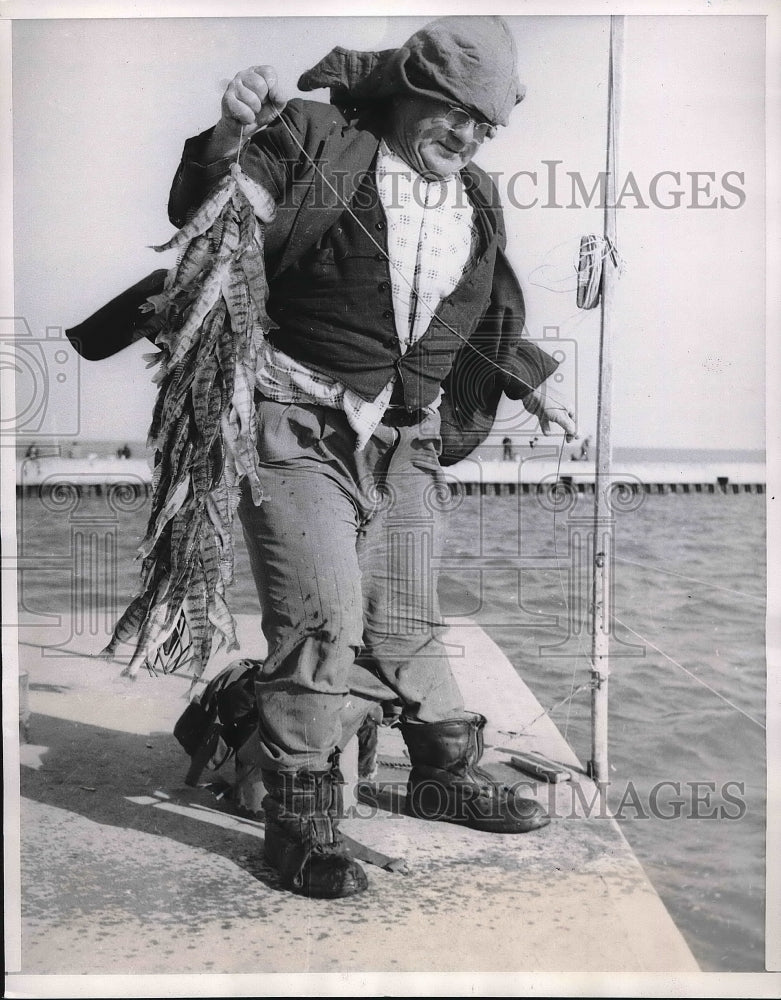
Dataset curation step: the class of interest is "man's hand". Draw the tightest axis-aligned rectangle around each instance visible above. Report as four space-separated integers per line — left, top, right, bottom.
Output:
522 388 577 443
206 65 287 161
221 65 287 134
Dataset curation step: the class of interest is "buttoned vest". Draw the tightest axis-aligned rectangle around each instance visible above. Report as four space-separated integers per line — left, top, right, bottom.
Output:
265 167 499 411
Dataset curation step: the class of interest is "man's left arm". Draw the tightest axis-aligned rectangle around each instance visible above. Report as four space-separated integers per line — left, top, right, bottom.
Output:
490 249 577 442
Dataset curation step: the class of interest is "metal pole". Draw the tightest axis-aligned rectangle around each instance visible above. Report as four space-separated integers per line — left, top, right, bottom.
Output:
589 15 625 786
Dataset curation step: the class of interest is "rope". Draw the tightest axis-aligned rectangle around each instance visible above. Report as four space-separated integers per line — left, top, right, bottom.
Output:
577 234 623 309
527 234 626 306
613 555 765 604
612 611 765 731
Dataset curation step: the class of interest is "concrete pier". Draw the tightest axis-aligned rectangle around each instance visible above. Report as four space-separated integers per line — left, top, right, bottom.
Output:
11 613 699 978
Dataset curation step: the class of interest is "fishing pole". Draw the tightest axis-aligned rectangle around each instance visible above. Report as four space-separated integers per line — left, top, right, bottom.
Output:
588 14 625 787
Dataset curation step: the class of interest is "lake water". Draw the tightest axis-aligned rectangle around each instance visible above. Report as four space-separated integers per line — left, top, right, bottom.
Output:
442 489 767 973
14 482 767 973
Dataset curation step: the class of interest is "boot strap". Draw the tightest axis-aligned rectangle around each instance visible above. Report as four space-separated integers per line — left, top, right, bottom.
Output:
289 819 338 888
341 833 408 874
286 822 408 882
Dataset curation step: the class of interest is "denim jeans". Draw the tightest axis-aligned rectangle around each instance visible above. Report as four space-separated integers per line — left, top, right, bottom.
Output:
238 398 465 771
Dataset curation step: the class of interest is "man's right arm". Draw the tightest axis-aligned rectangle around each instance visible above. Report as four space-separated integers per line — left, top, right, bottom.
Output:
168 64 295 227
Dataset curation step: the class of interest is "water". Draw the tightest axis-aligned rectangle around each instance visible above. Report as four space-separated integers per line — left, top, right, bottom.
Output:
14 484 766 972
441 489 766 972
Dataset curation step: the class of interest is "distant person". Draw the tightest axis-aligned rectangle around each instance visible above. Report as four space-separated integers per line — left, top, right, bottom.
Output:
117 443 132 460
25 443 41 474
502 437 515 461
579 437 591 461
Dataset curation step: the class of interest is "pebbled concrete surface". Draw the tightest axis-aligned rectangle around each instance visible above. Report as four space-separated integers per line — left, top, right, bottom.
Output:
11 615 699 977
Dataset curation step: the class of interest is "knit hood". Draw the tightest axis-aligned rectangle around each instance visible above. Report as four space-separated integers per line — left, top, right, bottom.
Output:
298 16 525 127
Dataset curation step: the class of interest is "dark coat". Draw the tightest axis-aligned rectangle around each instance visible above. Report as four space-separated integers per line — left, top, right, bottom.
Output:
68 99 557 465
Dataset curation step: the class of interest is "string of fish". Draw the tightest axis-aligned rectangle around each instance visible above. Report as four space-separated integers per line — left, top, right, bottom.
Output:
102 130 276 681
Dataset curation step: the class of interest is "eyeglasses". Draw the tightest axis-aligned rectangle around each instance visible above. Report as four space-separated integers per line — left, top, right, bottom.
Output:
441 106 498 142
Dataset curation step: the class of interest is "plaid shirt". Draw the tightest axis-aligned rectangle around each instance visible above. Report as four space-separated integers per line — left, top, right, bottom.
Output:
256 141 478 449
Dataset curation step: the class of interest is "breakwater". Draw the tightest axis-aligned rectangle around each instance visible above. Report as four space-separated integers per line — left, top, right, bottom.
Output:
443 457 766 495
15 456 767 498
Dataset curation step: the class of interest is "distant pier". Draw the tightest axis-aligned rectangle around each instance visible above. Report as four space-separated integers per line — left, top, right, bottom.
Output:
444 457 766 496
15 457 155 499
15 455 766 498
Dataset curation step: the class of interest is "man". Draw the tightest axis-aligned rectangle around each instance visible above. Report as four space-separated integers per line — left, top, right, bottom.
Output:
168 16 576 899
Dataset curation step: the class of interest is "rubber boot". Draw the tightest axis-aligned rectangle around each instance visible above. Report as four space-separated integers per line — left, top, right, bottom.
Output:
262 753 368 898
400 713 550 833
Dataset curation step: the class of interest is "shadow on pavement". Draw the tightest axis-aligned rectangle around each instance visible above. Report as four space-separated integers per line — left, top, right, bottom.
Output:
20 710 282 892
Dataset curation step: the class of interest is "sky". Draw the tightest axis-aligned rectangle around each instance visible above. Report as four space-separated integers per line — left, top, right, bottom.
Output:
7 11 768 451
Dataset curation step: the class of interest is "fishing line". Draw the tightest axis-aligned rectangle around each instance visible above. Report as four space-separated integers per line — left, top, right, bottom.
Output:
612 611 766 731
261 110 577 418
505 597 767 736
246 108 587 738
613 556 765 604
527 236 588 291
268 109 582 659
497 680 592 739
